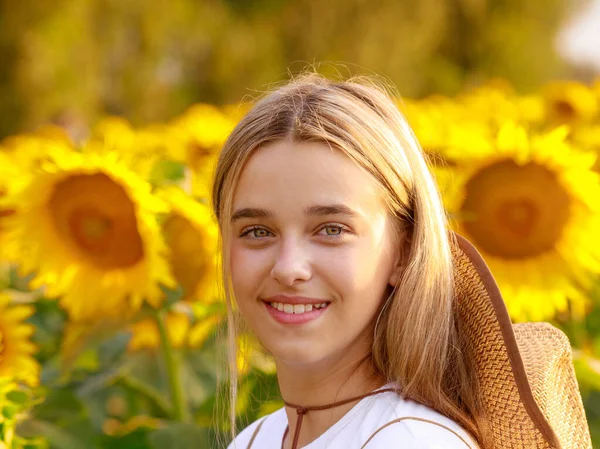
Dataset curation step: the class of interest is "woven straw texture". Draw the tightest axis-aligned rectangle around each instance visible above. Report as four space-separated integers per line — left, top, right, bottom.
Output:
452 238 592 449
514 323 591 449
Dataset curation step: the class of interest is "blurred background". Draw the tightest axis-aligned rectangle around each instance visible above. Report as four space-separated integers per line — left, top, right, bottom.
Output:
1 0 600 448
1 0 599 138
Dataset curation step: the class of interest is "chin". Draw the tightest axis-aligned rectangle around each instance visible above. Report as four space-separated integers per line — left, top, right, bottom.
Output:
267 344 329 367
270 342 348 369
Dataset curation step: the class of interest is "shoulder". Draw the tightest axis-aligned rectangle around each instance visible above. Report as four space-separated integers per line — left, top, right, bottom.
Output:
363 417 477 448
361 390 478 448
226 408 286 449
226 417 264 449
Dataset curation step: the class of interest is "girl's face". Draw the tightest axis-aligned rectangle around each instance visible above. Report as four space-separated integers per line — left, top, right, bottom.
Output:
230 140 403 368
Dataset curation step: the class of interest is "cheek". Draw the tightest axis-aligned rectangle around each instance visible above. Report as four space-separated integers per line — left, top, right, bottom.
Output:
230 243 270 298
318 241 393 303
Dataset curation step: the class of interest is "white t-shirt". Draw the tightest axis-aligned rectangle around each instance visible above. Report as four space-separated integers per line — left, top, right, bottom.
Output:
227 384 479 449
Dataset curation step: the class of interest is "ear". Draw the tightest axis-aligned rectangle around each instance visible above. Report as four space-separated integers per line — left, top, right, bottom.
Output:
388 228 410 287
388 260 404 287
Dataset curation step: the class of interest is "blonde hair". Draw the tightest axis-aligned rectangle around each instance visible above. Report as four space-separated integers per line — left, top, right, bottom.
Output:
212 74 492 448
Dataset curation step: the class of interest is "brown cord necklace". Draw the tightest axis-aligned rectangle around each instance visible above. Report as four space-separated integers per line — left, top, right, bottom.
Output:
281 387 398 449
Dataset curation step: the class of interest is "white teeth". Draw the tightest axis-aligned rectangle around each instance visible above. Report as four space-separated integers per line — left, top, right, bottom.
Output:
269 302 327 314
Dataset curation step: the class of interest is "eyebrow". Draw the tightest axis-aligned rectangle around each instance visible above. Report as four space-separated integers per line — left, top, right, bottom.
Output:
231 204 360 223
231 208 272 222
305 204 359 218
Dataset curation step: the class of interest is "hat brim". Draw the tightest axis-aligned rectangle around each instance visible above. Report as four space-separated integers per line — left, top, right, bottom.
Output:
452 233 566 448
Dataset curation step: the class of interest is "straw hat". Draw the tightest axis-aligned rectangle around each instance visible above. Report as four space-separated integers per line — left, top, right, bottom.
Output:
452 233 592 449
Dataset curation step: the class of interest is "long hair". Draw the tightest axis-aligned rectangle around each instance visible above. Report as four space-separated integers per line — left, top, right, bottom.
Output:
212 73 492 448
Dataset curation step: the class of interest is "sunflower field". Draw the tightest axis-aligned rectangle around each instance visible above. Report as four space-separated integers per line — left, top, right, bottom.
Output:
2 78 600 448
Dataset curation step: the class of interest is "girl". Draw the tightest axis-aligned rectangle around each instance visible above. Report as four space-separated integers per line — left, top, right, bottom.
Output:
212 74 590 449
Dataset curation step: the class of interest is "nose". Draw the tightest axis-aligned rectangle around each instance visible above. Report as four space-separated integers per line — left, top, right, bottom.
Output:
270 237 311 286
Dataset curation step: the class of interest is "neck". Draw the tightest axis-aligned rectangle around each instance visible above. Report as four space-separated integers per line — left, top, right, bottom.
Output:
276 349 386 449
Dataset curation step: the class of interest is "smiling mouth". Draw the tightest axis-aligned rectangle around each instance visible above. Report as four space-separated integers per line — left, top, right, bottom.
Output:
267 302 330 314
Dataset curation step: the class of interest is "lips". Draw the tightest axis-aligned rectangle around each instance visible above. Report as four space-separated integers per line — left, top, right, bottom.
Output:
269 302 328 314
262 296 331 325
263 295 331 305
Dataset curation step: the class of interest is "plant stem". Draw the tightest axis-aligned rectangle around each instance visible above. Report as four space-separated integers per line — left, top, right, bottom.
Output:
156 310 190 422
115 374 172 418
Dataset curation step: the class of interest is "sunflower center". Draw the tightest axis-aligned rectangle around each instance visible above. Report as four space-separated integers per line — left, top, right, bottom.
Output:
554 100 577 122
162 214 208 298
461 159 571 259
497 199 537 237
188 142 215 171
0 187 15 232
0 328 4 363
49 173 144 269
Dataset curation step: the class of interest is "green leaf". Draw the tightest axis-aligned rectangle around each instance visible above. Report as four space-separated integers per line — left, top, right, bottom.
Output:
0 421 9 441
160 285 184 308
178 360 213 408
113 374 172 418
3 404 18 419
7 390 29 406
148 423 209 449
149 159 186 184
101 427 153 449
16 437 49 449
28 388 98 444
75 366 123 398
19 420 89 449
573 351 600 395
98 334 130 367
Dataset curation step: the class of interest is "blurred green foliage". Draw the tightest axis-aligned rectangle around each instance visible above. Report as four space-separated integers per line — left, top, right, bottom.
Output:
0 0 576 138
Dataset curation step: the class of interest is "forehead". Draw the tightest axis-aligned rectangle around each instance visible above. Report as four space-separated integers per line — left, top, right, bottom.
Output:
232 140 386 215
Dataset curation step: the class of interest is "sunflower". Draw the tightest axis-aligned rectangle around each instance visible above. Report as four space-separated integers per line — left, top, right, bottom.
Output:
1 125 71 151
542 81 598 125
593 78 600 101
569 125 600 172
1 126 73 175
102 415 162 437
0 294 39 387
0 379 43 449
88 117 167 178
401 96 458 164
127 310 191 352
0 153 19 261
187 314 223 350
165 104 236 199
401 89 534 169
0 377 25 447
4 141 174 321
443 122 600 321
128 306 224 352
456 83 545 129
401 95 500 201
158 187 220 304
236 333 276 376
402 82 544 150
93 118 188 187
